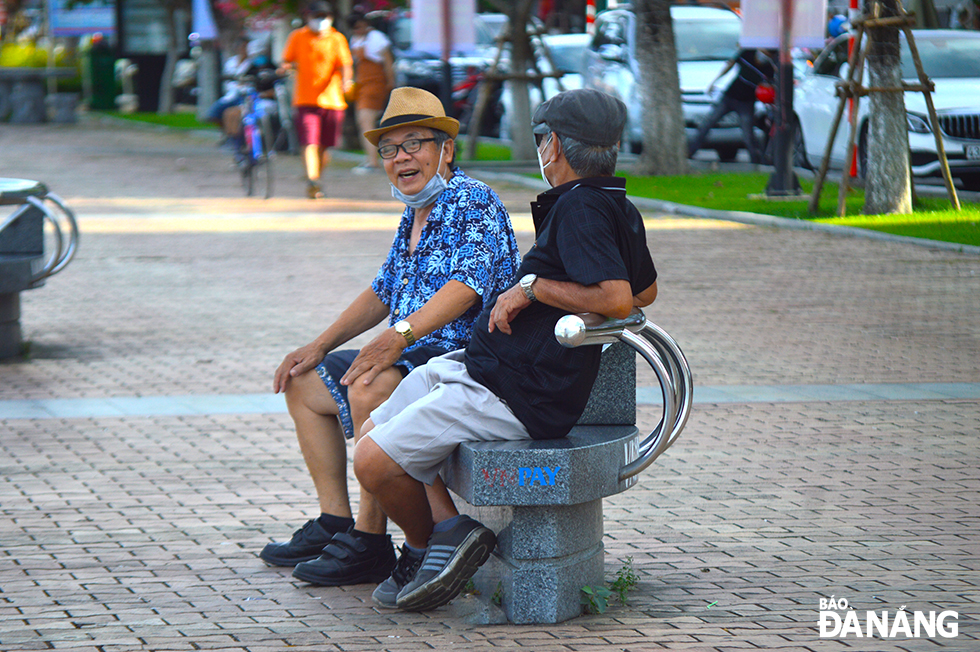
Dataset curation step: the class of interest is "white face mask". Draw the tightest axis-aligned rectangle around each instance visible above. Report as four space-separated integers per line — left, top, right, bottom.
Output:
308 17 332 31
390 142 450 209
536 133 554 186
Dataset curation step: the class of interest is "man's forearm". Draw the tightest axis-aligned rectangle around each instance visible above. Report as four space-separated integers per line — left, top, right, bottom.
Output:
532 278 633 319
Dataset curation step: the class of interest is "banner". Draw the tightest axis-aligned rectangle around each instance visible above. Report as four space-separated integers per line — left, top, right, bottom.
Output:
740 0 827 49
411 0 476 57
47 0 115 38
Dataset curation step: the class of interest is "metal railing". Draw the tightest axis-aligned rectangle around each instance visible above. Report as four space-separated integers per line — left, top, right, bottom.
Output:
555 308 693 481
1 184 79 285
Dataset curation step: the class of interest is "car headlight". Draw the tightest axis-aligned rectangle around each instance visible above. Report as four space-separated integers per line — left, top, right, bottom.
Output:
906 113 932 134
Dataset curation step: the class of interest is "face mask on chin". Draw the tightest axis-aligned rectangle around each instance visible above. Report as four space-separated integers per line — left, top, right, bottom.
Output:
308 17 331 31
536 133 554 186
390 142 450 209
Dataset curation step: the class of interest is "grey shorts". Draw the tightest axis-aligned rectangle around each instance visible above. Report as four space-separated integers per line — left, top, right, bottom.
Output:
367 350 531 485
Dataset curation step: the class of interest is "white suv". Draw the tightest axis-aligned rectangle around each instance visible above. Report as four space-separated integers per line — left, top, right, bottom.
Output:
583 5 763 159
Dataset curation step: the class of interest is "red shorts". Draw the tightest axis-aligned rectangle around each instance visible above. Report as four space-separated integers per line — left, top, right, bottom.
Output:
295 106 344 149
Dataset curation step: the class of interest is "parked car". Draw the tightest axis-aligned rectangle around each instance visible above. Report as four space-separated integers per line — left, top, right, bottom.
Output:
582 4 762 158
794 30 980 190
389 11 506 98
498 32 591 141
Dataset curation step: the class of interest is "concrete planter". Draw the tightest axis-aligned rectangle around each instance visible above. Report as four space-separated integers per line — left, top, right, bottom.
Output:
0 67 79 123
46 92 80 123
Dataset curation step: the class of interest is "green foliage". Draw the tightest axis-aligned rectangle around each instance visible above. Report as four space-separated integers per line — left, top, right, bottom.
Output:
491 581 503 606
580 584 614 614
610 556 639 604
581 557 640 614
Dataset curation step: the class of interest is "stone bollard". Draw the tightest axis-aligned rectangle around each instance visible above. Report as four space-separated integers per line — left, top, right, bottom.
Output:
10 79 47 123
46 92 80 123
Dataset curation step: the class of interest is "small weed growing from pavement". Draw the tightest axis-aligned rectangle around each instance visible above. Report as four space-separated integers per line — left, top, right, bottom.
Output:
580 584 614 614
491 581 503 606
581 557 640 614
611 556 639 604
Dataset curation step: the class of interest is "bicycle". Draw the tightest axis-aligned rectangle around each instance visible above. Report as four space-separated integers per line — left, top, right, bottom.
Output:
237 74 277 199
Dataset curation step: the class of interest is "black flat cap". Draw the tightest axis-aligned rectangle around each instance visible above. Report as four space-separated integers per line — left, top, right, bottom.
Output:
531 89 627 147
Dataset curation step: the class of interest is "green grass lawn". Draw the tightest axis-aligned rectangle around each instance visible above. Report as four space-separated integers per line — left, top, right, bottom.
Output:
101 111 215 130
621 171 980 247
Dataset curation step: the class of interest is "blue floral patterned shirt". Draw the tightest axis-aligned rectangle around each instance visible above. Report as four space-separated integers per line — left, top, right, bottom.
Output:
372 170 521 353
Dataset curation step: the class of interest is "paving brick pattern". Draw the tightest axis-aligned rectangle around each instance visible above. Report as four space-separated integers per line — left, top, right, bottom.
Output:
2 121 979 651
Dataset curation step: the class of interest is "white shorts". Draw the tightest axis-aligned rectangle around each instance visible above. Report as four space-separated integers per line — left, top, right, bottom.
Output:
367 350 531 485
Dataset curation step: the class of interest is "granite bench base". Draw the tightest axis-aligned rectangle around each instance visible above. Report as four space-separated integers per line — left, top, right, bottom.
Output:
442 344 639 624
0 193 44 359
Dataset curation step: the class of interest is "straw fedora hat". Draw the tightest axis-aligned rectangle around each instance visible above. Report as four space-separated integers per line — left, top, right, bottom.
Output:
364 87 460 146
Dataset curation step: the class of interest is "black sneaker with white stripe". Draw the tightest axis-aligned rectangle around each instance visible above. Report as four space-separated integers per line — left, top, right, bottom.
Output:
395 515 496 611
371 544 424 609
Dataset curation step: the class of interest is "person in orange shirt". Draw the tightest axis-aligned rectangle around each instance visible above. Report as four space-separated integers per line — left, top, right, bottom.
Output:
280 1 354 199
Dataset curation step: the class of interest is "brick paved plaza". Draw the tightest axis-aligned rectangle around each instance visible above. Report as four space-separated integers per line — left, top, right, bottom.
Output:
1 120 978 651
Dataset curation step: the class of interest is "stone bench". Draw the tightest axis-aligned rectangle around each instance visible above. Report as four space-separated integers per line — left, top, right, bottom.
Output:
442 310 692 624
0 178 79 358
0 67 79 123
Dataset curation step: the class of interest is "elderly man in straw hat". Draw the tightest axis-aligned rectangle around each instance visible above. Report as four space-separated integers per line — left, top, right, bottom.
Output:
263 87 521 589
353 88 659 611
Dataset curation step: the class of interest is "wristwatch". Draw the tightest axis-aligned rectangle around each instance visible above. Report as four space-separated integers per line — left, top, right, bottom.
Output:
394 319 415 346
519 273 538 302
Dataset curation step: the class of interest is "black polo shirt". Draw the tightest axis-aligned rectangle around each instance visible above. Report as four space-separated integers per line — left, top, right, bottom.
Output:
464 176 657 440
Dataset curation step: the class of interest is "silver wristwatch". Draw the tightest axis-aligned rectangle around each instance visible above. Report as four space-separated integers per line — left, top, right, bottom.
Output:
519 273 538 302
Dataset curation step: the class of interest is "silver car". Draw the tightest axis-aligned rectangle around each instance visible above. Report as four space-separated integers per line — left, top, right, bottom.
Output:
582 5 762 159
795 30 980 190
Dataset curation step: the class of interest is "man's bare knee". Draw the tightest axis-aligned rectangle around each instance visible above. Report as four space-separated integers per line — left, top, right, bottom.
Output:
353 435 397 494
284 369 337 417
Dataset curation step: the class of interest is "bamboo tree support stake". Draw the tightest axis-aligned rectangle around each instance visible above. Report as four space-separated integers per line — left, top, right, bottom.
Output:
901 21 959 209
808 2 960 215
836 23 870 217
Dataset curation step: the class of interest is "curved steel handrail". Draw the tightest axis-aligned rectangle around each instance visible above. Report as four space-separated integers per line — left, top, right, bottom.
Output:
555 308 693 481
25 192 79 283
43 192 79 276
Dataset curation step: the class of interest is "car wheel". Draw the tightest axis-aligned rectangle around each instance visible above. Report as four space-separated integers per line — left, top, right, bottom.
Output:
959 173 980 192
715 146 738 162
792 118 811 170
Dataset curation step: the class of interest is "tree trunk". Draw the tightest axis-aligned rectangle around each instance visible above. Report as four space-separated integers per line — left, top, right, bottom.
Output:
158 4 180 114
863 0 911 215
633 0 686 175
507 0 538 162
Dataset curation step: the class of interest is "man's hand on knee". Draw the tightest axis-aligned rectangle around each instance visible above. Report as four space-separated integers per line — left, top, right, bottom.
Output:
341 329 403 386
274 341 328 393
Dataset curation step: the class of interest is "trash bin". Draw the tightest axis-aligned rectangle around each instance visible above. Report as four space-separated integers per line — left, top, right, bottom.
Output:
87 38 117 110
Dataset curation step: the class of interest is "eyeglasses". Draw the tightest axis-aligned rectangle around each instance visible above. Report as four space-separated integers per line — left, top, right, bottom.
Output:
377 138 438 160
534 131 552 147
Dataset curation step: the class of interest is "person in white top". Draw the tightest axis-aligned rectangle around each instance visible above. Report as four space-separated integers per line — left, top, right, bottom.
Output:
347 11 396 172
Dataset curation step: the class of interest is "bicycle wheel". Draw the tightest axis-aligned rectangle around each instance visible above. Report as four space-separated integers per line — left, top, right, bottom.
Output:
240 133 255 197
255 114 275 199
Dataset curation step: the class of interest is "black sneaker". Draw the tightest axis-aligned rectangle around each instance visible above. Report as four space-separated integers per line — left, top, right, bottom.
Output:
395 515 496 611
259 519 337 567
292 531 396 586
372 544 424 609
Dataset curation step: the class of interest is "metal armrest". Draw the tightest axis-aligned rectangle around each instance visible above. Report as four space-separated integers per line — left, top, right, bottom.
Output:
555 308 693 481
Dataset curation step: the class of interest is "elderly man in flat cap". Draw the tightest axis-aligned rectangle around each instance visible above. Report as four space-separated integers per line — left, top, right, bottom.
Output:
353 88 660 612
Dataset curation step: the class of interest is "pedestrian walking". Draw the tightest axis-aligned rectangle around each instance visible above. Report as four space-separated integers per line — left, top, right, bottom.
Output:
279 0 354 199
688 48 774 164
